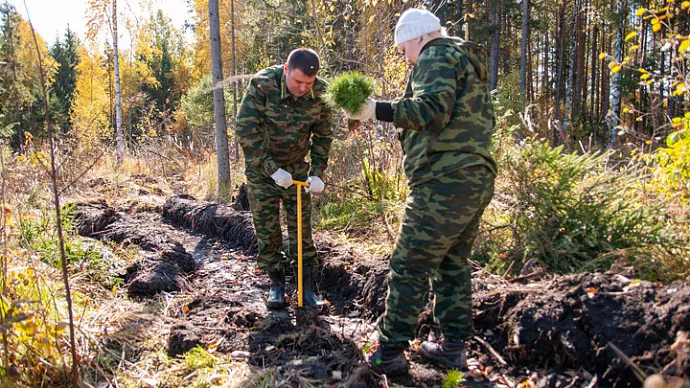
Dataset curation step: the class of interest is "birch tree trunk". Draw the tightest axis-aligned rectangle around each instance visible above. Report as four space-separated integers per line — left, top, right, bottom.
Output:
209 0 231 198
608 0 624 148
113 0 124 163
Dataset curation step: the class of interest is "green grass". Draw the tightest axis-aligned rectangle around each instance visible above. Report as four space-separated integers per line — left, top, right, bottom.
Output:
184 345 218 369
317 199 384 231
325 71 375 114
442 369 465 388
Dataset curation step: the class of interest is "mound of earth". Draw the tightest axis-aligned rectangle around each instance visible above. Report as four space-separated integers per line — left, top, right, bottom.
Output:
74 201 197 297
74 196 690 387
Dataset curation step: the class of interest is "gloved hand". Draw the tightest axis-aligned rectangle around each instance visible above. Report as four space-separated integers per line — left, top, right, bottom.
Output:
347 98 377 121
304 176 324 194
271 168 293 189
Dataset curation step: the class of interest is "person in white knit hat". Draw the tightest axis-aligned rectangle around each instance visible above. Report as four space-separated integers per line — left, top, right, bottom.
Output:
348 8 496 377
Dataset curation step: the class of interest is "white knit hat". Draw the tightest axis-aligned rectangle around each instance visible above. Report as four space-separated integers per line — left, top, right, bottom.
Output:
394 8 442 45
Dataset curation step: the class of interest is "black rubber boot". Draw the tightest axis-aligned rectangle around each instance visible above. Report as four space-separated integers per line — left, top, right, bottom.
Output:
266 268 286 309
420 339 467 369
369 344 408 375
302 265 325 308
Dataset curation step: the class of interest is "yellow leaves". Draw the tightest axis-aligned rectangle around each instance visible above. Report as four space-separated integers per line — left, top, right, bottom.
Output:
653 22 662 33
673 83 687 96
639 67 651 80
630 45 640 51
680 39 690 52
599 52 607 60
684 1 690 9
611 65 622 73
625 31 637 41
636 7 646 16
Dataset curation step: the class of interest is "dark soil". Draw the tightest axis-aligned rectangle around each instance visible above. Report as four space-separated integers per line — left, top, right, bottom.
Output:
74 196 690 387
162 194 257 253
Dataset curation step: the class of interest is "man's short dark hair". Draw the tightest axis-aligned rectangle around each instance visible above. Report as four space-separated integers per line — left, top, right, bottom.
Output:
287 48 320 77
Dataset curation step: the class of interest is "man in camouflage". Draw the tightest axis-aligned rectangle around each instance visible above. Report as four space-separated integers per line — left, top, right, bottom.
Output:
236 48 334 309
348 9 496 375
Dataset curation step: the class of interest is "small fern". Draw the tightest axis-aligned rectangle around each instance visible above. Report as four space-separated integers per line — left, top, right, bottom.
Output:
325 71 375 114
442 369 465 388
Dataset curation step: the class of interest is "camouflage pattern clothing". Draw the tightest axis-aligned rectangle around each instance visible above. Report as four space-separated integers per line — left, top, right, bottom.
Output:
392 37 497 187
236 65 334 271
378 37 497 348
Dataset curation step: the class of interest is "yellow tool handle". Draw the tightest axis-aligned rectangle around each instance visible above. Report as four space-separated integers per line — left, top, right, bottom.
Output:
292 180 309 307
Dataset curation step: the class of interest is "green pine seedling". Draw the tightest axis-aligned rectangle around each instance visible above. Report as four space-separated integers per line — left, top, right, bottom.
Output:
325 71 375 114
442 369 465 388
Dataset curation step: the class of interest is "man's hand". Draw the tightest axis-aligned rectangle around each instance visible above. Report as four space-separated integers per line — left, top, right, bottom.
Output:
347 98 377 121
271 168 293 189
304 176 324 194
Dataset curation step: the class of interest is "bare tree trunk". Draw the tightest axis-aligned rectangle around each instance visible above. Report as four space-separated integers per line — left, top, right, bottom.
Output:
113 0 124 163
608 0 624 148
637 21 648 134
489 0 500 91
503 9 510 75
520 0 529 99
465 0 473 40
209 0 231 198
528 38 535 102
573 0 585 118
562 0 578 139
542 30 549 100
554 0 567 145
456 0 464 37
231 0 239 161
589 24 599 117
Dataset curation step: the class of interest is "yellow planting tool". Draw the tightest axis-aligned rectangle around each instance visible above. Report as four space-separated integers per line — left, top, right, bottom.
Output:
292 180 309 307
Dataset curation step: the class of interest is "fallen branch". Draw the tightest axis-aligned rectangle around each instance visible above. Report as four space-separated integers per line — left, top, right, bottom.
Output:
509 268 547 283
473 335 508 366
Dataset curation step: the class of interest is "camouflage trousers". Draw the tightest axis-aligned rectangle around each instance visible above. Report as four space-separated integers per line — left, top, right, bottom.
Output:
246 161 317 272
378 165 495 348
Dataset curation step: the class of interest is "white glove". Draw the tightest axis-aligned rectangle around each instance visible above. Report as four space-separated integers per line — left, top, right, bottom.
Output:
347 98 377 121
304 176 324 194
271 168 293 189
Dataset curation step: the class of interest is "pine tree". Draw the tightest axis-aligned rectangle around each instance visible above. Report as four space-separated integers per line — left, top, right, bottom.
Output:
49 25 80 132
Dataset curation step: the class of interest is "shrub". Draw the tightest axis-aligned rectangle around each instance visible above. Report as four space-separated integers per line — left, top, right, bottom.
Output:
479 136 667 274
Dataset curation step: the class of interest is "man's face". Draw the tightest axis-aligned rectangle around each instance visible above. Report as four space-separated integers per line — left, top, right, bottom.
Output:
284 64 317 97
398 38 423 64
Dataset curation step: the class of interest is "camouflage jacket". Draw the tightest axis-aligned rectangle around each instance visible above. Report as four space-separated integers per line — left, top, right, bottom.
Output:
391 37 497 187
236 65 334 179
